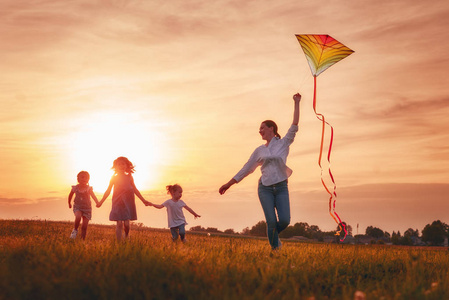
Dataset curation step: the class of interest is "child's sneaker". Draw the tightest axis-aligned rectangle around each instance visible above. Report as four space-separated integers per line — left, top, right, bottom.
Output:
70 229 78 239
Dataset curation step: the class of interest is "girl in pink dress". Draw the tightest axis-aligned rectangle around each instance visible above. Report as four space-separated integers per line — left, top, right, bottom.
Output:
97 157 151 241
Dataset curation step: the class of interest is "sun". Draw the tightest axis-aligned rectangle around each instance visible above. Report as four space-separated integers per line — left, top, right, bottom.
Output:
68 111 167 192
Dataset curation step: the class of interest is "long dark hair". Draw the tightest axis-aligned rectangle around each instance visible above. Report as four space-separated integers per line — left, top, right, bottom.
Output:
262 120 281 138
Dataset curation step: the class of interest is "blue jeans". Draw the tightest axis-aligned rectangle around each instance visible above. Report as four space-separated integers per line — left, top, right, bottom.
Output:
258 180 290 249
170 224 186 241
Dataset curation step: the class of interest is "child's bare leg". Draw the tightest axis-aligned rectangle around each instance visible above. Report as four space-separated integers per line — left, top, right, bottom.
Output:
116 221 123 241
74 211 82 230
124 220 130 238
81 216 89 240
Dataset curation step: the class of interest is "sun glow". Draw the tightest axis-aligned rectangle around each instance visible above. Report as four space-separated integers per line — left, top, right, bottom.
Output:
68 111 168 192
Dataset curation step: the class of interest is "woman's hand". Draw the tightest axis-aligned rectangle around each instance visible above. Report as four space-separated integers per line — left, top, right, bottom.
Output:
293 93 302 102
219 179 237 195
219 184 230 195
292 93 301 125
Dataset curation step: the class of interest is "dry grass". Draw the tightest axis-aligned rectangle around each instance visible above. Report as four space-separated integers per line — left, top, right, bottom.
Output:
0 219 448 300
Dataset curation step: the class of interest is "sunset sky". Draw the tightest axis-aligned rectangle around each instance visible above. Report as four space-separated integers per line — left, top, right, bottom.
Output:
1 0 449 235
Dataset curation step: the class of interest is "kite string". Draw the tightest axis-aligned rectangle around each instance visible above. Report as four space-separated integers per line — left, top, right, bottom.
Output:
297 71 310 90
312 76 347 241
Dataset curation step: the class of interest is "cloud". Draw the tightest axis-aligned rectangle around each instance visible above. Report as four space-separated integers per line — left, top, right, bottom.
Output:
0 197 36 205
351 96 449 141
0 196 61 206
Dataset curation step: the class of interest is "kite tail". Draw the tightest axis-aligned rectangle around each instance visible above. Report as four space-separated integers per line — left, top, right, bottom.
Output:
313 76 347 241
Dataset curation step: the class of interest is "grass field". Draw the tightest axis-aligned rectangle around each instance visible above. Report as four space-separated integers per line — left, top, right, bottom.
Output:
0 220 448 300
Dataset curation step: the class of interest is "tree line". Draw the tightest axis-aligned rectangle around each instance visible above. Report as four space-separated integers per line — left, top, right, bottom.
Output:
190 220 449 246
364 220 449 246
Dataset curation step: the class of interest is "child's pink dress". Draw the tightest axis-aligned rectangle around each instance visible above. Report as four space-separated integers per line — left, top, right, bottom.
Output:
109 174 137 221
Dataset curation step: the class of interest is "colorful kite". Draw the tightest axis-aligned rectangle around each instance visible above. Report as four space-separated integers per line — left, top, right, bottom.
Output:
295 34 354 241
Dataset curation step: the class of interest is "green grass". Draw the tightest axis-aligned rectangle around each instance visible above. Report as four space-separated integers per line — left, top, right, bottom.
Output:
0 220 448 300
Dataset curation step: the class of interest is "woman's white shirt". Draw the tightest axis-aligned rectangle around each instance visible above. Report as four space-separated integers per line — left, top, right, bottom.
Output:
233 124 298 186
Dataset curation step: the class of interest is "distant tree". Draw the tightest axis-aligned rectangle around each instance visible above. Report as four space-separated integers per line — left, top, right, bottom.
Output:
279 222 324 239
365 226 384 238
206 227 221 233
190 225 206 232
241 227 250 235
224 229 236 235
249 221 267 237
404 228 419 237
391 231 400 245
308 225 322 239
422 220 448 246
279 225 296 238
400 235 413 246
392 230 415 245
293 222 310 237
337 222 351 239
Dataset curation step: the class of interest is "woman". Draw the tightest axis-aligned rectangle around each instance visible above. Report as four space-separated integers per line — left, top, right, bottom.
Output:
219 93 301 250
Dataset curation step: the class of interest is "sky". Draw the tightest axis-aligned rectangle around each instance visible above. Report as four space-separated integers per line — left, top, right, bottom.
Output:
1 0 449 235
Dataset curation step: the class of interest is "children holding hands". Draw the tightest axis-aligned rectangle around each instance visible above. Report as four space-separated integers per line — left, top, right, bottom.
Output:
69 157 200 243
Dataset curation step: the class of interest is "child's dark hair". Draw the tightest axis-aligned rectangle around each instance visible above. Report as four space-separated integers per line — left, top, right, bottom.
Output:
112 156 135 174
77 171 90 182
166 184 182 195
262 120 281 138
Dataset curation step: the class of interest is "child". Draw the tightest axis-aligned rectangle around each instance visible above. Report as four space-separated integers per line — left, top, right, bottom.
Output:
149 184 200 242
68 171 99 240
97 157 151 241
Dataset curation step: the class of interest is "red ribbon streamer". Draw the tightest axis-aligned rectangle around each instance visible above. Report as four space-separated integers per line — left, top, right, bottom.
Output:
313 76 347 241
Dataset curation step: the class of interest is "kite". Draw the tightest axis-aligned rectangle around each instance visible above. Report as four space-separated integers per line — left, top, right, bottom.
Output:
295 34 354 241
